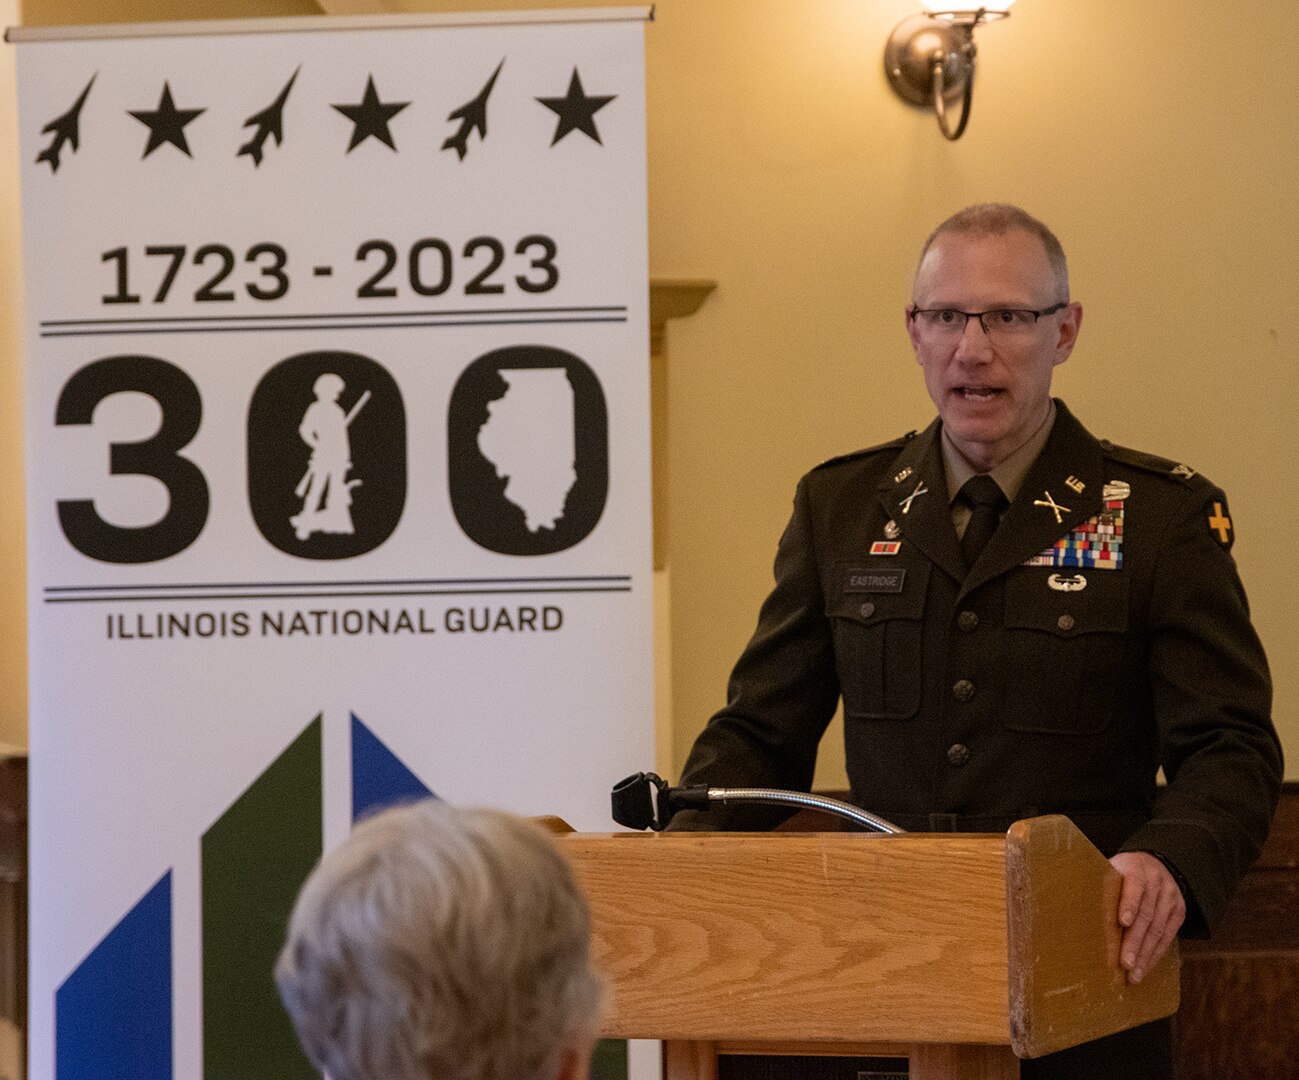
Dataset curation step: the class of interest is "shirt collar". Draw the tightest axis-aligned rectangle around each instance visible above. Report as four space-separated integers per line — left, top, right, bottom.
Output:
941 398 1057 502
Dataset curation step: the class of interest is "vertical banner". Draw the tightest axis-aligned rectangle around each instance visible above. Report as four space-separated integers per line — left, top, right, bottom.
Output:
14 10 653 1079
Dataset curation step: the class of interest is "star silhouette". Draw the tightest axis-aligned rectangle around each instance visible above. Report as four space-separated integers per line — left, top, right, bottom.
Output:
129 82 205 159
332 76 409 152
537 68 615 146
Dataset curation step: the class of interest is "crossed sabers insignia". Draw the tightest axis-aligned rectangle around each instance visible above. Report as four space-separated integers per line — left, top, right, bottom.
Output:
1033 490 1071 524
899 482 1072 522
898 482 929 515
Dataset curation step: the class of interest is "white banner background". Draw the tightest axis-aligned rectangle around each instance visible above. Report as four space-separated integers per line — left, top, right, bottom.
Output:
16 11 652 1079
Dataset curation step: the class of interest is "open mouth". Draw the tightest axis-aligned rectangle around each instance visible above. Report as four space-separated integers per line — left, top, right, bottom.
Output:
955 386 1004 400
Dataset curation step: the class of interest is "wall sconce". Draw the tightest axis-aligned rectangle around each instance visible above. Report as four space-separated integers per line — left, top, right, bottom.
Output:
884 4 1013 141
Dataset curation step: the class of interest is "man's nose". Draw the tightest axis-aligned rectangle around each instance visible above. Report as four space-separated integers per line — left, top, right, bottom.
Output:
953 315 993 361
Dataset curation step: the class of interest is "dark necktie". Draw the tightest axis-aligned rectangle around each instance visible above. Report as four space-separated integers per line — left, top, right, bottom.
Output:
958 474 1008 570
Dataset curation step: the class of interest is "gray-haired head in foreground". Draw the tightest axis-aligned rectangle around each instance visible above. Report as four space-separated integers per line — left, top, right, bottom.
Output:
275 799 605 1080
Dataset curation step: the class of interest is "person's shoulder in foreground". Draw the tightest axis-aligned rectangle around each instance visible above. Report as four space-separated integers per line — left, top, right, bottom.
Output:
276 798 604 1080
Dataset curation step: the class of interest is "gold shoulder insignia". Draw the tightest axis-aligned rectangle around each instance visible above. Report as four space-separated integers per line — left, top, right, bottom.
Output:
1207 500 1233 549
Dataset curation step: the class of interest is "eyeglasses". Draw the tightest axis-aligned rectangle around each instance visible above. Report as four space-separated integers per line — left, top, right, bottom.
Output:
909 302 1068 339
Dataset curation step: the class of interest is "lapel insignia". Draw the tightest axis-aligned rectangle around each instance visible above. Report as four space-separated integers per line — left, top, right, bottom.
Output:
883 519 901 539
1032 490 1072 524
1065 475 1085 494
1207 501 1233 548
1102 480 1131 501
1025 499 1124 570
898 481 929 514
894 466 913 484
1048 573 1087 592
870 541 901 555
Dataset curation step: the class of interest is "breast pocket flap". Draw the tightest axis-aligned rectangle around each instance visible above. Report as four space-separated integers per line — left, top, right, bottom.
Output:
1004 569 1129 637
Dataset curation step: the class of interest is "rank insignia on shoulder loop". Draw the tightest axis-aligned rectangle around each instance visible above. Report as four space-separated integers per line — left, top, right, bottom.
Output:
1207 500 1233 548
870 541 901 556
1024 500 1125 570
884 519 901 539
1172 463 1196 479
1102 480 1131 501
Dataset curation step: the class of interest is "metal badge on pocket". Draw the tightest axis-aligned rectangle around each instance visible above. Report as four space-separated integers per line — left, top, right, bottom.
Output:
1048 573 1087 592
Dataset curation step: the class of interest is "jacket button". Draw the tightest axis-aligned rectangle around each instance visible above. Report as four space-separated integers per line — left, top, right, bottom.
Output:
957 610 979 632
947 743 971 767
952 679 975 702
1058 614 1076 632
859 602 876 619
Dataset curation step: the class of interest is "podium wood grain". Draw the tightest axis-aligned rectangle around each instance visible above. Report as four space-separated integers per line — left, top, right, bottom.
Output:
559 831 1010 1044
1005 816 1179 1057
549 816 1179 1077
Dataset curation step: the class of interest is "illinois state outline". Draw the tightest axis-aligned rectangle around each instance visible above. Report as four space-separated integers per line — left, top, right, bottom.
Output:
476 367 577 532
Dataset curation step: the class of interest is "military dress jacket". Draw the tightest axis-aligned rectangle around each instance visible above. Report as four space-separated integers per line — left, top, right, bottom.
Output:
674 400 1282 932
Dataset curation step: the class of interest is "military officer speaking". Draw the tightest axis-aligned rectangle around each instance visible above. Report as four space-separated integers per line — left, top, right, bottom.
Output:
671 204 1283 1078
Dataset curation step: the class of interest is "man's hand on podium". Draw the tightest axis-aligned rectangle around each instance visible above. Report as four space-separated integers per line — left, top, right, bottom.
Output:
1109 851 1187 984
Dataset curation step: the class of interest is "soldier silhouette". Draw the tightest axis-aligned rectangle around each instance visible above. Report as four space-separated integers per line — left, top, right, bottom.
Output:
290 373 369 541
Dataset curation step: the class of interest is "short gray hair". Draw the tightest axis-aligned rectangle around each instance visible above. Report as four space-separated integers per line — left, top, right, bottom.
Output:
919 202 1070 299
276 799 604 1080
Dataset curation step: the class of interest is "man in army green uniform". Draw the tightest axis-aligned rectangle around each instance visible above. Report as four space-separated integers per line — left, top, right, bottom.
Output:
673 204 1282 1078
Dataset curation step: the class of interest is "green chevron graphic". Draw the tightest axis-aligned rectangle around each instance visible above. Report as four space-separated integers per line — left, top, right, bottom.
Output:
201 717 322 1080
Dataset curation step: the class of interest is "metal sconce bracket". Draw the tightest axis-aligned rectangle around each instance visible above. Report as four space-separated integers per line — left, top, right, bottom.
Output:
885 7 1010 141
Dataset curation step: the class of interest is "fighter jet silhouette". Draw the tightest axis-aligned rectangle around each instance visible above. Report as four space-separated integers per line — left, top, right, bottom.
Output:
238 68 299 166
442 59 504 160
36 74 95 173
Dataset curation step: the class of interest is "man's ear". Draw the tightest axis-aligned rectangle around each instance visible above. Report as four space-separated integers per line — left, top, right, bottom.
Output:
1053 301 1084 367
905 307 922 357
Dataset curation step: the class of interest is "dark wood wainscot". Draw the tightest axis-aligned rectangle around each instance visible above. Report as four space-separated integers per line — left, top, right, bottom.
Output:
1173 781 1299 1079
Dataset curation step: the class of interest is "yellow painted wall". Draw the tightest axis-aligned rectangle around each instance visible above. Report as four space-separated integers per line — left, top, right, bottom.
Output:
4 1 1295 788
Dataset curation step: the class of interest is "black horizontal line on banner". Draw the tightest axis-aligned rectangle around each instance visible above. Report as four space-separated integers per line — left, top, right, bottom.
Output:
46 575 632 594
41 316 628 338
47 586 632 604
41 306 629 327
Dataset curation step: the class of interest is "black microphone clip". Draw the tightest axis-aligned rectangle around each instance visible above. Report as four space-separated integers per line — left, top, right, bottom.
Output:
610 771 708 831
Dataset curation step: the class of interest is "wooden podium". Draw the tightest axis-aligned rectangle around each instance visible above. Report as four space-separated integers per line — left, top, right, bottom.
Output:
547 815 1179 1080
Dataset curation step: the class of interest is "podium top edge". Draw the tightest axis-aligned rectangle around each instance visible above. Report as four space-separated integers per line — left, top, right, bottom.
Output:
6 6 655 45
559 830 1012 843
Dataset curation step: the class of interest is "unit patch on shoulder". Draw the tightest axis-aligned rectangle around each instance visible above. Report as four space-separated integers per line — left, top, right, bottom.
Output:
1207 499 1233 549
1023 500 1125 570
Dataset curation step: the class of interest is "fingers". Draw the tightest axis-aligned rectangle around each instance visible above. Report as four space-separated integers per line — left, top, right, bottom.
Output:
1109 851 1187 984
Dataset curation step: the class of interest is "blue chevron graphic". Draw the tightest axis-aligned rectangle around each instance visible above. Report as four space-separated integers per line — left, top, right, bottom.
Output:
351 713 435 822
56 871 173 1080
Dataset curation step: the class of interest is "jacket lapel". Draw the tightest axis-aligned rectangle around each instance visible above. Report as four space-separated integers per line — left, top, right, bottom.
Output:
960 402 1105 598
876 419 965 584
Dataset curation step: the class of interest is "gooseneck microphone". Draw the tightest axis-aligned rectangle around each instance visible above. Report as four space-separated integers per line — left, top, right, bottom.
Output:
611 772 905 834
